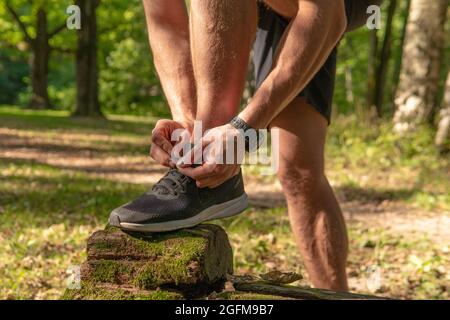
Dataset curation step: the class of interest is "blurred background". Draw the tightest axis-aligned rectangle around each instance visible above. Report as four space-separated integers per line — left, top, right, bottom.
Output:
0 0 449 299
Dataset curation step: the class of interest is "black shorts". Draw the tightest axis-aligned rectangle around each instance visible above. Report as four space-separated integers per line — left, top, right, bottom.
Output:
253 1 378 124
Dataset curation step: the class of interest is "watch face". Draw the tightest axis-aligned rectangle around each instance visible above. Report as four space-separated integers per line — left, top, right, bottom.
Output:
231 117 250 131
230 117 266 153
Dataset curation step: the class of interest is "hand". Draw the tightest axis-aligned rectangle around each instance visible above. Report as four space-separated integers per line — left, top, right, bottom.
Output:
178 124 243 188
150 119 191 167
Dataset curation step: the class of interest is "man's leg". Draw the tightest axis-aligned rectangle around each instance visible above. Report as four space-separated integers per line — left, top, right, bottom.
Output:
189 0 257 129
270 97 349 291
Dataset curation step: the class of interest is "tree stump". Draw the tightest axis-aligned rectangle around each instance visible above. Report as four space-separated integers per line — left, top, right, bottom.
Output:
63 224 233 299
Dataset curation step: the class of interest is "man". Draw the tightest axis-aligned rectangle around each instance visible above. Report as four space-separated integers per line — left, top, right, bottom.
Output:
110 0 381 291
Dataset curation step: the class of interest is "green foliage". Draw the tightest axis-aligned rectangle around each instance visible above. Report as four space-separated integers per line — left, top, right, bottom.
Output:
335 0 415 116
99 38 164 115
0 0 73 43
0 0 166 115
0 47 28 104
95 0 166 116
0 0 76 105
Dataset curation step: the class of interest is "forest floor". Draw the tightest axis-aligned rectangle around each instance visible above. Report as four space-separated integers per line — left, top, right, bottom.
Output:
0 106 449 300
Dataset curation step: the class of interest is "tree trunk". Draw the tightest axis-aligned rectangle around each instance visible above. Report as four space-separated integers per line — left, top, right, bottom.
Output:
30 8 51 109
391 0 411 104
366 29 379 117
435 72 450 152
73 0 102 117
374 0 397 116
393 0 448 133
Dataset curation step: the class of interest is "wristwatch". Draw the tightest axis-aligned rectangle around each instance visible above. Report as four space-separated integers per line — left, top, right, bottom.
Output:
229 116 265 152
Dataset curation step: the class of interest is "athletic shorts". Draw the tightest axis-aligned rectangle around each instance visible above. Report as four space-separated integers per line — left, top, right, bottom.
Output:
253 0 382 124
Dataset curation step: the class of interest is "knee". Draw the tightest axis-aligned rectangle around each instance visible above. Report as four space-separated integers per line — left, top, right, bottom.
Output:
277 164 326 199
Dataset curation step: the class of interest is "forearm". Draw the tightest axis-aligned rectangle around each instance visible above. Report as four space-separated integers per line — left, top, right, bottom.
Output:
239 0 347 129
143 0 196 125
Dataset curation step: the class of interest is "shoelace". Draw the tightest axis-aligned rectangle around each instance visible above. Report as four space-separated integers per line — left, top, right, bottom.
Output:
151 169 190 196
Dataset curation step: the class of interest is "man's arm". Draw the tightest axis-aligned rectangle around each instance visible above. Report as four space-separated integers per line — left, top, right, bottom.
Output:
239 0 347 129
143 0 196 125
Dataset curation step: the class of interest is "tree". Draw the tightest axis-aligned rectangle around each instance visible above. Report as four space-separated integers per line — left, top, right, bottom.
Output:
390 0 411 104
73 0 102 117
435 72 450 152
393 0 449 133
97 0 164 115
3 0 68 109
366 28 378 117
366 0 398 118
373 0 397 116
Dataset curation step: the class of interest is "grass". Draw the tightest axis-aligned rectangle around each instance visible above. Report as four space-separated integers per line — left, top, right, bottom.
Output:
0 105 449 300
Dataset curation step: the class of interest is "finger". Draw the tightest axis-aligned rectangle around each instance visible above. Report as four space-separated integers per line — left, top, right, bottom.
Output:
178 163 217 180
152 131 173 155
177 139 211 167
197 168 234 188
150 145 172 167
197 176 222 188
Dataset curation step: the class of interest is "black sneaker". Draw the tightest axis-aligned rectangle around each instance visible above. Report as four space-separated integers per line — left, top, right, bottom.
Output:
109 169 248 232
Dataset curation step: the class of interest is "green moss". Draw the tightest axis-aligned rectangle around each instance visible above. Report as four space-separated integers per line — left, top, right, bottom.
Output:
134 290 183 300
127 231 207 258
61 281 183 300
104 224 121 232
95 228 210 289
133 237 206 289
62 285 129 300
86 233 209 289
89 260 132 283
91 242 113 250
101 226 208 261
133 258 191 289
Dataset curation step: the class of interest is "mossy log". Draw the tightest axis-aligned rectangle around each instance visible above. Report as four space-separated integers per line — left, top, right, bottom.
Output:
66 224 233 299
62 282 184 300
229 277 388 300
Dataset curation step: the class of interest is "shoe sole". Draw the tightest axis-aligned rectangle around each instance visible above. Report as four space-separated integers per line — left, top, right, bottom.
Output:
117 193 248 232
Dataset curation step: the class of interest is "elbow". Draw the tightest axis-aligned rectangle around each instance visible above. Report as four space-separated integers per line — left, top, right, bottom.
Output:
297 0 347 41
330 0 347 40
333 16 347 42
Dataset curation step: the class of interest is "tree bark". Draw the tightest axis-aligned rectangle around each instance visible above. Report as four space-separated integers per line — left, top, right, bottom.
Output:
73 0 102 117
374 0 397 116
435 72 450 152
29 7 51 109
5 2 68 109
366 28 379 116
229 277 389 300
391 0 411 103
393 0 449 133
